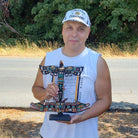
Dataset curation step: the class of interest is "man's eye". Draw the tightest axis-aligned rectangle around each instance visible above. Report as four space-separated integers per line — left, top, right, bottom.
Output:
67 27 72 30
79 28 84 31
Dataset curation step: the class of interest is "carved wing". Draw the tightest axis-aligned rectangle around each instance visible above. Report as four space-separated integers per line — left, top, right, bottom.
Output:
39 65 58 76
30 101 90 113
64 66 84 76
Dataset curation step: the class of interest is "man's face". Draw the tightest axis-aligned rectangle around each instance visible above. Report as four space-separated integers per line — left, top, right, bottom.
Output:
62 21 90 51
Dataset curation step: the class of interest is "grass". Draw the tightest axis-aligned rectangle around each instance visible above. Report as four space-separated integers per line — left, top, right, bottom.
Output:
0 40 138 58
96 43 138 58
0 40 55 57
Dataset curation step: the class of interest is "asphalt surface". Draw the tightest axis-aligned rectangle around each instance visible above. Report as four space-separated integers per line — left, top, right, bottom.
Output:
0 57 138 111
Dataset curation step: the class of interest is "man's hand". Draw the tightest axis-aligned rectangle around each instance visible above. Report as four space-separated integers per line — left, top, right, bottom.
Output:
46 83 59 97
57 114 82 124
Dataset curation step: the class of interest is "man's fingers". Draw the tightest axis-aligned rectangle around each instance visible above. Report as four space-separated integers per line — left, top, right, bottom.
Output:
47 83 59 97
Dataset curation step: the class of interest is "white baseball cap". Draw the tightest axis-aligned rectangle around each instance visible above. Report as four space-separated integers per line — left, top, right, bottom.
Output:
62 9 91 27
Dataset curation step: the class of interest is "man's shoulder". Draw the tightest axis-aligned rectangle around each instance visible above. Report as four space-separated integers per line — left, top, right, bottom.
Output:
47 47 61 55
87 47 101 55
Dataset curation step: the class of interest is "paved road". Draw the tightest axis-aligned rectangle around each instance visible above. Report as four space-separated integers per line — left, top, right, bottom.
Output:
0 57 41 107
0 57 138 108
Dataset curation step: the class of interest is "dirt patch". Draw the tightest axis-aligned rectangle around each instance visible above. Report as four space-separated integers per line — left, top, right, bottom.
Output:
98 112 138 137
0 109 137 138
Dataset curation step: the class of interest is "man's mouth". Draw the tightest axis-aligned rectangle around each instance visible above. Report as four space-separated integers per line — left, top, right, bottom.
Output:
69 39 79 43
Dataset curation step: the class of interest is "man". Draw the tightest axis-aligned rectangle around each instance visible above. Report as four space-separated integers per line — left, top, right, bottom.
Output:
32 9 111 138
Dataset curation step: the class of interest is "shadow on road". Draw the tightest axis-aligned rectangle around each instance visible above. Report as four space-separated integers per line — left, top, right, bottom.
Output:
0 119 42 138
109 101 138 112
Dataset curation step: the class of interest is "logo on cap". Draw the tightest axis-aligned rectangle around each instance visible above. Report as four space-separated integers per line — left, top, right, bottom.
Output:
75 11 81 16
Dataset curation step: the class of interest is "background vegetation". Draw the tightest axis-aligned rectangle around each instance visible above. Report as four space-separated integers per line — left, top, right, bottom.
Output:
0 0 138 54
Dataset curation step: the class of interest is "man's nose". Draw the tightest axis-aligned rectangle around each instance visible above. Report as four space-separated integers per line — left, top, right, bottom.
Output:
72 30 77 37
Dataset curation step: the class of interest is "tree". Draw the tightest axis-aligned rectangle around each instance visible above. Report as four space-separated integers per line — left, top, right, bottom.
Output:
0 0 21 41
25 0 94 41
99 0 138 43
25 0 137 43
0 0 41 43
0 0 137 45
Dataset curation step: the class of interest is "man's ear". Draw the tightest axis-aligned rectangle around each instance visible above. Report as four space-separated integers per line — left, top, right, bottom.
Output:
62 26 64 36
87 28 90 39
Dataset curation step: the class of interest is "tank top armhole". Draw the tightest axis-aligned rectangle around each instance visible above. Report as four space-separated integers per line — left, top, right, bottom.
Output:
88 48 102 80
95 53 102 79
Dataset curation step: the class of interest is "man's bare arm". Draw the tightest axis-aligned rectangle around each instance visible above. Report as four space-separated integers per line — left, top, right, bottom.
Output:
70 56 112 123
32 57 59 101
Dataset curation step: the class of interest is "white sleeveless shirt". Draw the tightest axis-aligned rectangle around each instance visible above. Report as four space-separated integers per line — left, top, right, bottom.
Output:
40 47 101 138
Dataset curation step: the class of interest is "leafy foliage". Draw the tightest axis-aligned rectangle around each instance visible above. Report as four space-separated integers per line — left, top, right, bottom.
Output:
25 0 137 44
0 0 138 47
99 0 138 43
25 0 80 41
0 0 40 41
8 0 39 34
